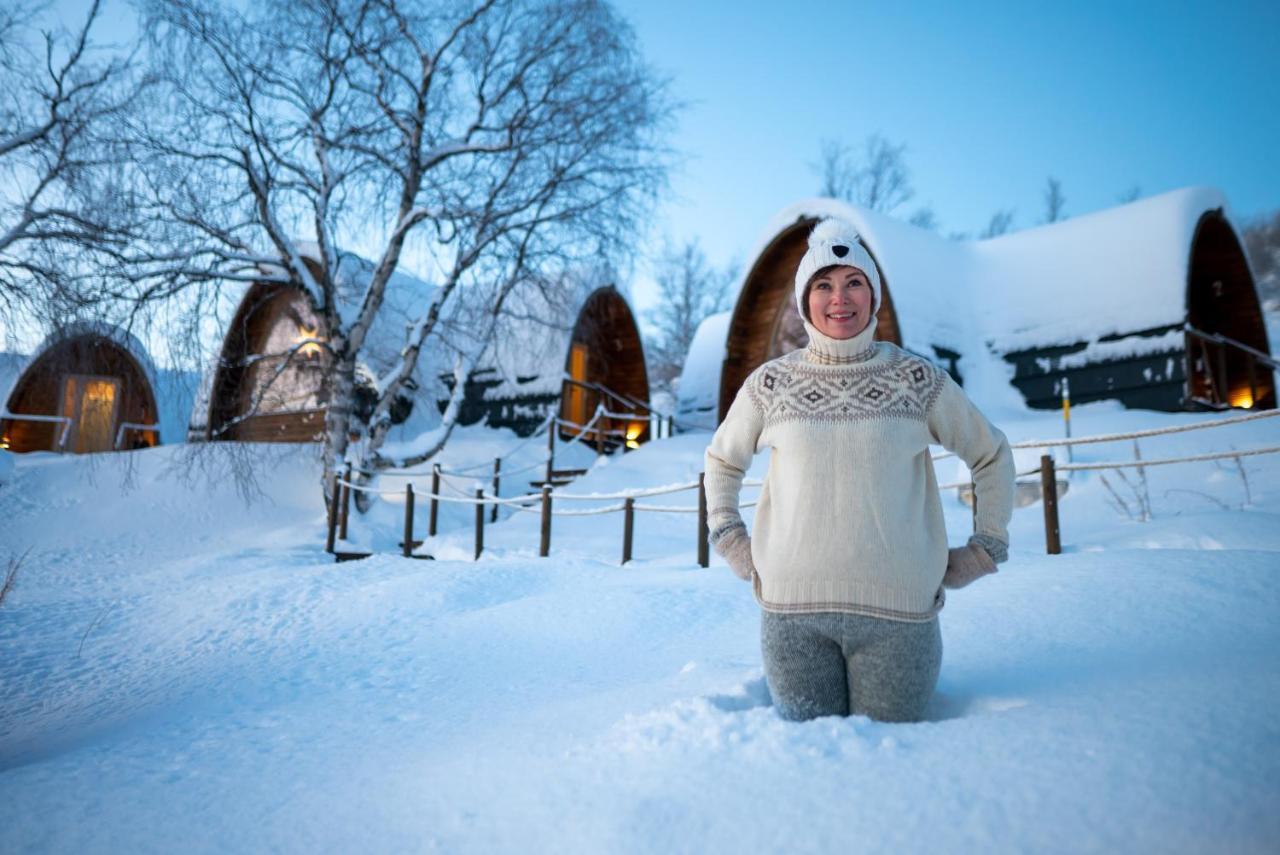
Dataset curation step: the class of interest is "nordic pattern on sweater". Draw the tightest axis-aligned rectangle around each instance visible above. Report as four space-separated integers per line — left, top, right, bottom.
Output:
704 337 1015 623
745 349 947 426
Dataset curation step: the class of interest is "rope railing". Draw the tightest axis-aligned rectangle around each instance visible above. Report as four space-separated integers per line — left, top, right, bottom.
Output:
324 409 1280 565
932 408 1280 461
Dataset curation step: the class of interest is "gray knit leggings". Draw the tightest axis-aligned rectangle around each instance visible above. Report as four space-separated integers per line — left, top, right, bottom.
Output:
761 611 942 723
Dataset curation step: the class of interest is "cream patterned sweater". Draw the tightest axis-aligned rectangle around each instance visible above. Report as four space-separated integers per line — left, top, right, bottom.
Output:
704 321 1015 622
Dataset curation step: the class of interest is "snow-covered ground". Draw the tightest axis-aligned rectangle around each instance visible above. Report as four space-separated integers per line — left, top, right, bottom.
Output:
1 403 1279 854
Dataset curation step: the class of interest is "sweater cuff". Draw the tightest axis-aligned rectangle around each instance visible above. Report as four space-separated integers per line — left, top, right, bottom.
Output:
968 533 1008 564
709 519 746 548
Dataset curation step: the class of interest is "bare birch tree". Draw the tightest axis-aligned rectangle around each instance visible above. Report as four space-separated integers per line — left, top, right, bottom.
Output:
644 238 733 396
1042 176 1066 224
980 209 1014 239
122 0 669 494
0 0 140 328
814 134 934 228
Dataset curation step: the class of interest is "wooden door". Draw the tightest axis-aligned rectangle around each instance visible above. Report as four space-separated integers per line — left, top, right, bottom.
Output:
60 374 121 453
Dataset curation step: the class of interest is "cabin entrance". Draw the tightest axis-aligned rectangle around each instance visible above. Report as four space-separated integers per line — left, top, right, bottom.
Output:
59 374 121 453
1184 211 1275 410
558 288 651 449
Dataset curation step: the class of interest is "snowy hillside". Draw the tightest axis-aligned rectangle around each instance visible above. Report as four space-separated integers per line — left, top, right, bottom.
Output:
1 404 1278 854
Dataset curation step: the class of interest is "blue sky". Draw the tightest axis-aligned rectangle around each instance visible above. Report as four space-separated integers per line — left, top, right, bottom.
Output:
611 0 1280 306
48 0 1280 317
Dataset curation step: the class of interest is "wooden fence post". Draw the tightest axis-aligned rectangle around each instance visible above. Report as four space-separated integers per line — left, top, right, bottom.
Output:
339 462 352 541
546 416 556 484
622 496 635 565
1216 343 1227 406
539 485 552 557
596 417 605 456
474 488 484 560
429 463 440 537
697 472 709 568
491 457 501 523
325 470 338 554
1041 454 1061 555
403 484 415 558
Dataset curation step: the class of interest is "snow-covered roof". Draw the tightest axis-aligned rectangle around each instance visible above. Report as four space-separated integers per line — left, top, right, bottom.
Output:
736 187 1234 357
973 186 1231 351
675 310 730 428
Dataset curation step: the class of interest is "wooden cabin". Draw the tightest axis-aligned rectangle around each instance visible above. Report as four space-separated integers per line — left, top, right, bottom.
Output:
992 198 1274 412
199 282 330 442
1 325 161 454
440 285 654 448
688 188 1273 425
558 287 651 448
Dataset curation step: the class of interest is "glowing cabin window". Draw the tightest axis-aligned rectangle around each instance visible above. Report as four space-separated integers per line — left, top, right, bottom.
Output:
59 374 121 453
295 323 325 358
1229 389 1254 409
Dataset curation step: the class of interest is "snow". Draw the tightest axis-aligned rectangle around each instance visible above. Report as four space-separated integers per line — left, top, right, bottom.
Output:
2 400 1279 852
1048 328 1186 371
675 310 730 429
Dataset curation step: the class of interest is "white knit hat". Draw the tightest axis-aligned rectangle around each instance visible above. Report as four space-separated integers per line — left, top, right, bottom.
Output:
794 217 882 321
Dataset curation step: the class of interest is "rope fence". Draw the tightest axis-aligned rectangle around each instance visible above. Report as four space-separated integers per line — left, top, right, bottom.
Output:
324 408 1280 565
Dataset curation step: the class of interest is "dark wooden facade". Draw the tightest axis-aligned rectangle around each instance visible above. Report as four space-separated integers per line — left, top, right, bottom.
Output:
438 368 559 437
437 288 652 444
204 282 330 442
558 287 651 447
2 333 160 454
718 217 903 421
1005 210 1274 412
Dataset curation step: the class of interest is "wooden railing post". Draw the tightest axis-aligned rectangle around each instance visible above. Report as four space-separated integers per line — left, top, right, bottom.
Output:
539 485 552 557
429 463 440 537
339 462 352 541
491 457 501 523
622 496 635 565
546 416 556 484
1216 343 1228 406
403 484 415 558
697 472 709 568
1041 455 1061 555
325 471 339 554
474 488 484 560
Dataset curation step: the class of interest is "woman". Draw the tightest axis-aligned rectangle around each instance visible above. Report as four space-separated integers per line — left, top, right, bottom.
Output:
704 217 1015 723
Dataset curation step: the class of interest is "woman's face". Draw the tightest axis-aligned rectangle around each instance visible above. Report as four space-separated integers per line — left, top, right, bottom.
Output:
806 266 873 340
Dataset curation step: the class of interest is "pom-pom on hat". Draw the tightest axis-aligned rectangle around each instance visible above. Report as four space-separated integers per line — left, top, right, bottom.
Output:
794 217 882 321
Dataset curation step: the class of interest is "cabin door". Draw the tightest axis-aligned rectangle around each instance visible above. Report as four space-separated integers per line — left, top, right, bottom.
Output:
59 374 121 453
565 342 591 429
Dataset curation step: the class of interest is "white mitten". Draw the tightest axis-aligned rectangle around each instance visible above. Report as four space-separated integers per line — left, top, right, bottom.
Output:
943 543 997 589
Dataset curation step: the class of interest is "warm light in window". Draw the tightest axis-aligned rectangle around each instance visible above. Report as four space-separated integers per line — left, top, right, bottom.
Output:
1229 390 1254 409
296 324 325 358
625 422 644 449
0 436 9 450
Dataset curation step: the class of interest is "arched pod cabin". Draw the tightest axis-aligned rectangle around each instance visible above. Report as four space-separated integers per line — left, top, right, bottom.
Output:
691 188 1273 426
201 282 330 442
559 287 651 449
438 284 654 447
989 189 1274 412
1 325 160 453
